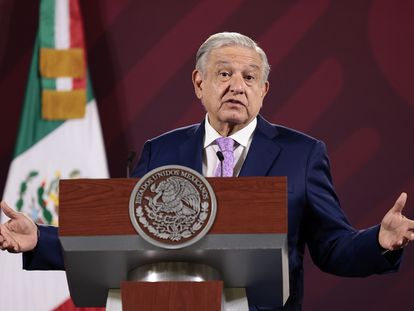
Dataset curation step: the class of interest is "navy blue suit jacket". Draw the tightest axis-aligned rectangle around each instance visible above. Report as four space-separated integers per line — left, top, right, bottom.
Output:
24 116 400 311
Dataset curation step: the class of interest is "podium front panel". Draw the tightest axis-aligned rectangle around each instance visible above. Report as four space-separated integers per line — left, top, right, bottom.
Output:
59 177 288 308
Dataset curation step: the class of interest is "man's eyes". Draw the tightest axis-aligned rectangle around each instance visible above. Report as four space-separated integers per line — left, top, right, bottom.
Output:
217 71 257 82
219 71 231 77
244 75 255 81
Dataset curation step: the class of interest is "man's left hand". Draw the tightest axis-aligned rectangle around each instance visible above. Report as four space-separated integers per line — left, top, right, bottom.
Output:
379 192 414 251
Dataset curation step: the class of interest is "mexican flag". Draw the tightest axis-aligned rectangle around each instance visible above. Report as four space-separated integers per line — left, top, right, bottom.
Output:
0 0 108 310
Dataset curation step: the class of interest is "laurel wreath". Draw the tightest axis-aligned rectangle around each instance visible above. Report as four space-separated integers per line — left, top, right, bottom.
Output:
16 171 39 212
15 169 81 224
136 201 210 241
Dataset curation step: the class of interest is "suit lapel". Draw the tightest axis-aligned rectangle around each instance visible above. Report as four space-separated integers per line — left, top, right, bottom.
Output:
239 116 281 177
177 117 281 176
178 121 205 174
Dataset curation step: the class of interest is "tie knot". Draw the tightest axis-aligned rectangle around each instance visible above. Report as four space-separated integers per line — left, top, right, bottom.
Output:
216 137 234 152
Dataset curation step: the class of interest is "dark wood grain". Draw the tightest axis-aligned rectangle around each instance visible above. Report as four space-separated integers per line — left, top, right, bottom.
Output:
59 177 287 236
121 281 222 311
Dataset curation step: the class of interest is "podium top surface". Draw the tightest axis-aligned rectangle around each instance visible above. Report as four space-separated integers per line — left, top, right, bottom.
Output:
59 177 287 236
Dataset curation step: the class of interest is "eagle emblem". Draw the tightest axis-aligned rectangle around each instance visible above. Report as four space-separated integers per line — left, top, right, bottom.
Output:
146 177 200 216
129 166 217 249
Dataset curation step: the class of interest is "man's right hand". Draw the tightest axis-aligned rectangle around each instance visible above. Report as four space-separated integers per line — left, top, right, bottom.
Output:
0 201 38 253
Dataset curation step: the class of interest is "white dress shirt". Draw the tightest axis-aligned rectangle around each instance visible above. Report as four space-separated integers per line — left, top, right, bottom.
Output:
202 115 257 177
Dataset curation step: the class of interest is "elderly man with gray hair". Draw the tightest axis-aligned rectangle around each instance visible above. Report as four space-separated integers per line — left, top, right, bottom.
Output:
1 32 412 311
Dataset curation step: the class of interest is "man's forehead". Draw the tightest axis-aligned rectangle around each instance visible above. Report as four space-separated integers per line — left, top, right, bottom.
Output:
213 60 261 72
208 46 263 69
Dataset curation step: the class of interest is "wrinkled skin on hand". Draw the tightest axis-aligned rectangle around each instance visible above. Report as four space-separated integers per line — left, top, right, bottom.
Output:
0 201 38 253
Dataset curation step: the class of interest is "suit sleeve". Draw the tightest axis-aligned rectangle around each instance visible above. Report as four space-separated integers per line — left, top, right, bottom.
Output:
304 141 402 276
22 141 152 270
23 225 65 270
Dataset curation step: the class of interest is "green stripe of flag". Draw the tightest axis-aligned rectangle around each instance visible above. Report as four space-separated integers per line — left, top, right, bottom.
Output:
39 0 55 48
14 35 63 158
42 78 56 90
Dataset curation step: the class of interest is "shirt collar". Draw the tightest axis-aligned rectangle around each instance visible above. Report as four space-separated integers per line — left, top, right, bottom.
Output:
203 114 257 148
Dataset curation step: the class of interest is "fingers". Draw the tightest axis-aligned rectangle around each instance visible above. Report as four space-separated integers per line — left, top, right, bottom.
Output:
391 192 408 214
0 201 19 219
386 222 414 250
0 225 19 252
0 226 4 244
403 229 414 241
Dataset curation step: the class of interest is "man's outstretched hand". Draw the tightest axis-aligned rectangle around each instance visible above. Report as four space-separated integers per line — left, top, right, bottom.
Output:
0 201 38 253
379 193 414 251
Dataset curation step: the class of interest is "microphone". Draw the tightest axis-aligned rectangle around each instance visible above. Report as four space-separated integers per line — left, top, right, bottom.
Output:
216 151 224 177
126 151 136 178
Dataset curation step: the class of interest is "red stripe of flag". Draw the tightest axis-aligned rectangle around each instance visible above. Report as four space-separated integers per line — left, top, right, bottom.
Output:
70 0 86 89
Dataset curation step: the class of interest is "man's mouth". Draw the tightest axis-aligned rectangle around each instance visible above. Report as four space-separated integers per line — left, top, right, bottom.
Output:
224 99 244 105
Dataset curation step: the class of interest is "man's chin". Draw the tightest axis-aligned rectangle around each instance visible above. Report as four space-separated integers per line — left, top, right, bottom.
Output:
219 114 253 129
221 116 246 125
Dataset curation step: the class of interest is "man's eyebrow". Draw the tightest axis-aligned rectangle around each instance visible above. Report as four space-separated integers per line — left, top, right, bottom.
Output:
214 60 261 70
214 60 230 66
247 64 260 71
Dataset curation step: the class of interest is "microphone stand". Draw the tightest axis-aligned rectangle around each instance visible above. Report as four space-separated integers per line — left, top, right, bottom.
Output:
126 151 136 178
216 151 224 177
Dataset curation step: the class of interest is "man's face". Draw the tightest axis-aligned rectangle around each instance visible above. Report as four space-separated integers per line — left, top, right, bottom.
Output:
192 45 269 135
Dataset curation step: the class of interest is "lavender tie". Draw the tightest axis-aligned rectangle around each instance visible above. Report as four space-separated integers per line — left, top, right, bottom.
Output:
215 137 234 177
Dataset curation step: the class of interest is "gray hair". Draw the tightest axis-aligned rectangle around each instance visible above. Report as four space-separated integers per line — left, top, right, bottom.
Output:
195 32 270 82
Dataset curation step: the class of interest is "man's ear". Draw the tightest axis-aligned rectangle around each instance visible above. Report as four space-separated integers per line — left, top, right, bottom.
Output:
261 81 270 99
192 69 203 99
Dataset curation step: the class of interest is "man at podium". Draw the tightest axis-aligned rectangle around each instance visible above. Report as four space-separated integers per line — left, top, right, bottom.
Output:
1 32 413 311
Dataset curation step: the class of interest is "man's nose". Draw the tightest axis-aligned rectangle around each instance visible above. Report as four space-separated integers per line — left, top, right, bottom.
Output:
229 74 245 94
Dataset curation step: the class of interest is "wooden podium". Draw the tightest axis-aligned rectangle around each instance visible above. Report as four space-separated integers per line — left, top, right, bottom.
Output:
59 177 288 310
